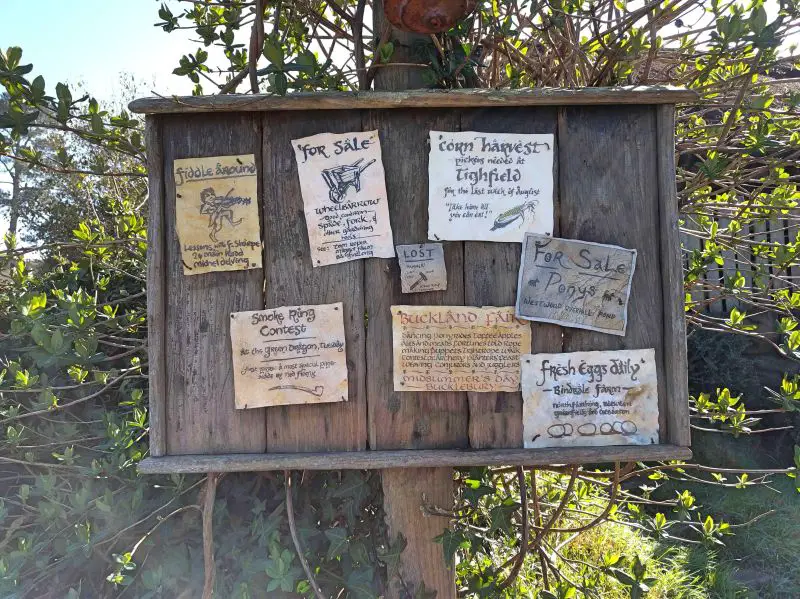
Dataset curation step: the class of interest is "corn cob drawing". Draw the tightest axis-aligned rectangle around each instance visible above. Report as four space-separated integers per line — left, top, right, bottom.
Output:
490 200 539 231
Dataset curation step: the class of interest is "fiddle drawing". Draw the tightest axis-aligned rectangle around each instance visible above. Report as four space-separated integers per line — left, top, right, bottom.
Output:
199 187 252 242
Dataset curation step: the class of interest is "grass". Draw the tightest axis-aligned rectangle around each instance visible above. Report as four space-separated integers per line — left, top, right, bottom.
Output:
548 438 800 598
559 515 747 598
679 475 800 598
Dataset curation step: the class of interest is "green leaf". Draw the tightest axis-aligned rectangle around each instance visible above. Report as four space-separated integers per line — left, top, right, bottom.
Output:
379 42 395 63
26 292 47 316
750 5 767 33
434 528 469 566
609 567 637 586
488 502 516 534
703 515 714 534
262 37 284 68
414 581 437 599
5 46 22 69
294 50 316 73
377 533 407 580
55 82 72 106
30 75 45 101
344 566 376 599
30 323 49 348
324 527 348 560
273 71 288 96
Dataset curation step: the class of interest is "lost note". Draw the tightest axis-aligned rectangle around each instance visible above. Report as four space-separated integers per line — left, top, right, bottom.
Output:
397 243 447 293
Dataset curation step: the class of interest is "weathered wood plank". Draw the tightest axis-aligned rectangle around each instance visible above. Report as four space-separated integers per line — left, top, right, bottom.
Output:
145 116 167 457
139 444 693 473
460 107 562 449
558 105 668 441
364 108 468 451
261 110 367 452
129 87 698 115
162 113 266 454
656 105 691 448
364 83 464 599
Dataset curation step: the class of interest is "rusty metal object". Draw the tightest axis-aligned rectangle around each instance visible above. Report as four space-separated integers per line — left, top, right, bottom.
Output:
384 0 477 34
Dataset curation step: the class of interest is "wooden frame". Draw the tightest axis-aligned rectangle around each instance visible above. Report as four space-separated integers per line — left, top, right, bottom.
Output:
134 87 695 474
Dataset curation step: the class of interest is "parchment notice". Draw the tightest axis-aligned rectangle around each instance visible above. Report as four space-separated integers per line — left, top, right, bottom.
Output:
174 154 262 275
230 303 348 408
397 243 447 293
521 349 659 448
293 131 394 267
392 306 531 392
516 234 637 336
428 131 554 243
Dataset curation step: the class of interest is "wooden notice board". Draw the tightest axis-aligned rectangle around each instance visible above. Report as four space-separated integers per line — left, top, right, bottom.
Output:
131 87 695 474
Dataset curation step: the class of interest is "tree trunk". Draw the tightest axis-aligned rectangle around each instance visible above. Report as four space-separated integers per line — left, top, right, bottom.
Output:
372 3 457 598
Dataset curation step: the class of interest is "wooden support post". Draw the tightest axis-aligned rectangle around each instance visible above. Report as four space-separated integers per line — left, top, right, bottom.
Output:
371 4 457 598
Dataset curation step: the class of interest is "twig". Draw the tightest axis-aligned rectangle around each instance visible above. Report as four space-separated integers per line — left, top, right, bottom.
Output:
0 455 84 471
530 468 549 590
530 462 620 535
249 0 265 93
527 466 579 552
0 370 141 425
353 0 367 90
365 25 392 89
496 467 529 591
219 69 249 94
285 471 326 599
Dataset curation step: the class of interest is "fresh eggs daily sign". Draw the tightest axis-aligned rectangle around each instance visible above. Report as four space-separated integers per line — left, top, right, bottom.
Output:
428 131 554 243
521 349 660 449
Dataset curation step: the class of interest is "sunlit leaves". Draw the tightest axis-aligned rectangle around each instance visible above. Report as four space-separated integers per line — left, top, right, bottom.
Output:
434 528 471 567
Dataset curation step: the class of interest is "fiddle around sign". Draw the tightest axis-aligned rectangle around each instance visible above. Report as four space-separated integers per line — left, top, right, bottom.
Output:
293 131 394 267
229 303 348 408
521 349 660 448
516 233 637 335
173 154 262 275
427 131 554 243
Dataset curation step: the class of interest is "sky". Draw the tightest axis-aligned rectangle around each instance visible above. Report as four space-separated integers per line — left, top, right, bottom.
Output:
0 0 195 104
0 1 195 231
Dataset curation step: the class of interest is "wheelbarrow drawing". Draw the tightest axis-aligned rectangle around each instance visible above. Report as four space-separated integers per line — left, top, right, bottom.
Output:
321 158 376 203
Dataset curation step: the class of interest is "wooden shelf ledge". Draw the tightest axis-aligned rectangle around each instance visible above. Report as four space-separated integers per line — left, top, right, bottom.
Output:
129 86 698 115
139 445 692 474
